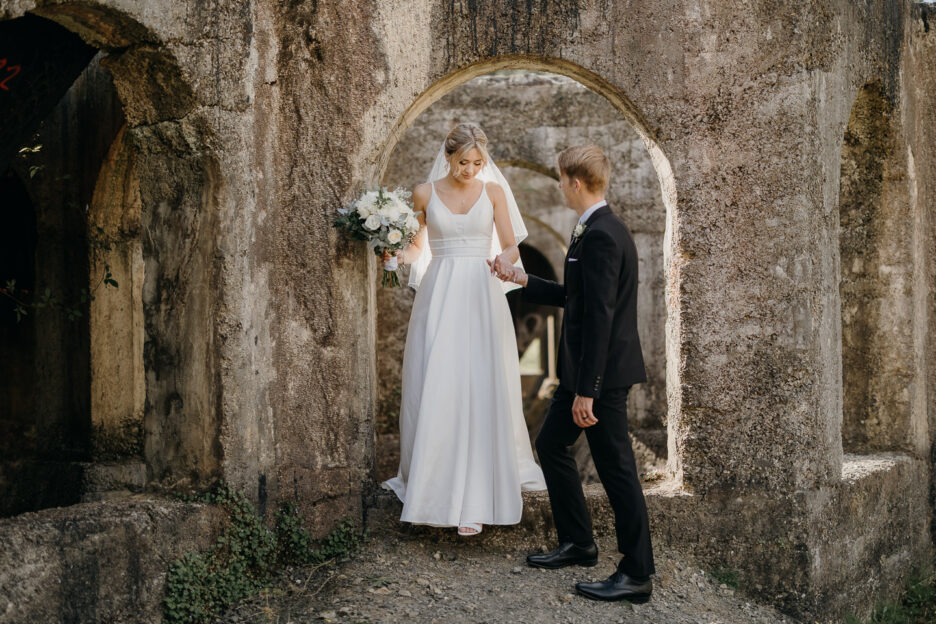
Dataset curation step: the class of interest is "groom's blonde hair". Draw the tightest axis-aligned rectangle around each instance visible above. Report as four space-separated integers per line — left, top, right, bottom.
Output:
558 145 610 193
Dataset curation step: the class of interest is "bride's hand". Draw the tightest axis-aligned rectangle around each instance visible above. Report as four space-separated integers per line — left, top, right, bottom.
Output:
488 259 526 285
490 253 513 278
382 250 401 271
487 258 508 279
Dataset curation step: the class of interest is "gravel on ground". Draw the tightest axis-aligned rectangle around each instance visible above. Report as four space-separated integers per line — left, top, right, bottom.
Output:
218 529 800 624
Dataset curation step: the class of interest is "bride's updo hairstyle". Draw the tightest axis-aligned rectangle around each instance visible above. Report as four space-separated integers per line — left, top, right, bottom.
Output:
444 122 490 176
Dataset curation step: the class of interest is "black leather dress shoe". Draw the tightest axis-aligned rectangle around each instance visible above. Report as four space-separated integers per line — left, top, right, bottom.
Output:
526 542 598 569
575 571 652 603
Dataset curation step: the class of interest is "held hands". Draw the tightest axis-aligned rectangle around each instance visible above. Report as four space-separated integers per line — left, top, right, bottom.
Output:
487 254 528 287
572 395 598 428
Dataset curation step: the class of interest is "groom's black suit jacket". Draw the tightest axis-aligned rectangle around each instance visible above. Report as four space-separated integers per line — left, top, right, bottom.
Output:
523 205 646 398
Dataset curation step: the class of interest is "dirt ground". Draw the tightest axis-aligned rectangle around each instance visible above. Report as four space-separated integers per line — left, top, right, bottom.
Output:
218 529 799 624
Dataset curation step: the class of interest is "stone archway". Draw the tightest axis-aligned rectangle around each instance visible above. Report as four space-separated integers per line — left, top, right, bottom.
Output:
1 44 125 515
373 63 677 482
374 58 677 214
0 6 223 508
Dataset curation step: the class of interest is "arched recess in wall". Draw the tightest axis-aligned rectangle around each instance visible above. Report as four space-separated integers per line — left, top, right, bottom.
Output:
372 57 678 481
838 81 917 455
0 12 106 516
87 124 145 466
1 6 222 507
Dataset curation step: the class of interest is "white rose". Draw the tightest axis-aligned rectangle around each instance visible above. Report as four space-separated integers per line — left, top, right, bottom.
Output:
364 215 381 231
378 202 401 222
356 192 379 218
405 215 419 232
387 229 403 244
395 197 413 215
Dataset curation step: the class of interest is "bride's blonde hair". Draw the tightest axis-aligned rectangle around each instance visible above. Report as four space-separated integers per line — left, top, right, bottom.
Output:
444 122 490 171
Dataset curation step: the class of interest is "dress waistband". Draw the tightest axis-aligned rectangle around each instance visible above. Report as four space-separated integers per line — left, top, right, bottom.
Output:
429 238 491 258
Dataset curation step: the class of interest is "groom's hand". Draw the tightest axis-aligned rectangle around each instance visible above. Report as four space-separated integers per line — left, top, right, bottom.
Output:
487 259 528 286
489 254 512 278
572 395 597 428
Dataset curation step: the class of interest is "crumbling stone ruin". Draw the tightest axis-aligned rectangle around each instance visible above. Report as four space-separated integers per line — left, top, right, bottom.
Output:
1 1 936 622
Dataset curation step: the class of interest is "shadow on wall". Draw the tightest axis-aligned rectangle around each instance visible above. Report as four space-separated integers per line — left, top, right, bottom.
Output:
839 81 919 456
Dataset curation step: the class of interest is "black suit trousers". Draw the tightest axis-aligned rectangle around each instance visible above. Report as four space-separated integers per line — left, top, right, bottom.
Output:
534 385 655 578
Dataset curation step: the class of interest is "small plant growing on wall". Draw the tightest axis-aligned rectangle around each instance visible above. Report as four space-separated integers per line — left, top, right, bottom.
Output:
2 262 116 322
164 484 362 624
845 568 936 624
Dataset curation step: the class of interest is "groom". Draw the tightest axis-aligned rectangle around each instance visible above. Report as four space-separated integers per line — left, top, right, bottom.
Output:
490 145 654 604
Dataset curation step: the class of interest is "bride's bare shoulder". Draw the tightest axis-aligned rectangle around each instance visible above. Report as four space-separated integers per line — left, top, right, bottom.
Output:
412 183 432 203
484 180 506 202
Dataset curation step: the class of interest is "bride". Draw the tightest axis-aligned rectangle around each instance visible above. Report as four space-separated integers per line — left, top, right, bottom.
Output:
382 122 546 536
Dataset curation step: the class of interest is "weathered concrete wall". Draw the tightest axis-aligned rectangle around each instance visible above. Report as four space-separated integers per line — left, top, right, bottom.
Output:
0 498 226 624
0 0 933 621
903 1 936 544
255 0 380 528
0 0 369 528
809 455 931 618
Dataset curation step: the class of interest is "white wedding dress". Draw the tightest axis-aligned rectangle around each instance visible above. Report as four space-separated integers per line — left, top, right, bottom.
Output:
382 181 547 527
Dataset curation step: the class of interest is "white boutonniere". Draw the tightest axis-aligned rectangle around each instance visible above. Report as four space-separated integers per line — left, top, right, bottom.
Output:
572 223 587 243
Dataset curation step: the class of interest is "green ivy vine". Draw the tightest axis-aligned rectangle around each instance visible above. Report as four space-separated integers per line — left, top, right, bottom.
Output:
164 484 362 624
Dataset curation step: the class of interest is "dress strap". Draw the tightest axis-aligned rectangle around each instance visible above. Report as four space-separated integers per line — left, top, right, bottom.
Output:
427 182 437 215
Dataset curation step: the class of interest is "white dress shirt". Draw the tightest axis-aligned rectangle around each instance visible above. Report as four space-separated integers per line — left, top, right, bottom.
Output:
578 200 608 225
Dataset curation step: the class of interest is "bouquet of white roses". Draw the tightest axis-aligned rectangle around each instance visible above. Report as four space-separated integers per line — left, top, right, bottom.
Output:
333 187 421 287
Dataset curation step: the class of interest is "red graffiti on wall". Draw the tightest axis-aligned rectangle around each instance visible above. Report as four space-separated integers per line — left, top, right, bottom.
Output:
0 59 22 91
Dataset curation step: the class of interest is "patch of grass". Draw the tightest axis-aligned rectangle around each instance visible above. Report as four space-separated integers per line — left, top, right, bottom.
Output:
365 575 393 588
709 566 739 589
164 484 362 624
846 569 936 624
